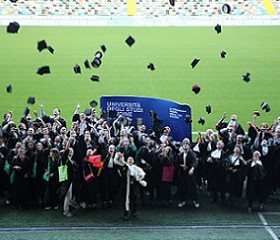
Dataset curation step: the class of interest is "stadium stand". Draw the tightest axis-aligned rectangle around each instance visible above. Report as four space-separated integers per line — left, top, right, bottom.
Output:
0 0 279 17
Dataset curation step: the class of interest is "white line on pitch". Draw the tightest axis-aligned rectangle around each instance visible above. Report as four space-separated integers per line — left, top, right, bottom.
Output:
0 224 280 233
263 212 280 216
258 212 279 240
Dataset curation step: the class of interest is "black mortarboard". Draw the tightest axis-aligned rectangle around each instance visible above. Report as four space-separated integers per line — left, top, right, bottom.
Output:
147 63 155 71
89 100 98 108
125 36 135 47
27 96 36 105
242 72 251 83
6 84 12 93
192 84 201 94
206 104 212 114
47 46 55 54
91 57 102 68
260 102 271 112
95 51 103 59
90 75 100 82
73 64 81 74
220 50 227 58
10 0 18 2
37 40 54 54
169 0 175 6
7 21 20 33
24 107 30 117
84 59 91 69
191 58 200 69
37 40 48 52
222 3 231 14
214 24 222 34
253 111 260 117
37 66 50 75
101 45 107 53
198 117 206 125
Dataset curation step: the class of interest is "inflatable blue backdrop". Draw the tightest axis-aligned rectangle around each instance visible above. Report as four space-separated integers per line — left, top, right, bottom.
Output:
100 96 192 141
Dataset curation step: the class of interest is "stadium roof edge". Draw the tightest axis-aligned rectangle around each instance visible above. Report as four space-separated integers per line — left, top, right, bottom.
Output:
1 16 280 26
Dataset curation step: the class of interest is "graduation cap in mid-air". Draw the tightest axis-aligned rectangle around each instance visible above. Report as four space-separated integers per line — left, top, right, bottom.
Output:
214 24 222 34
192 84 201 94
206 104 212 114
169 0 175 6
260 102 271 112
37 66 50 75
6 84 13 93
73 64 81 74
147 63 155 71
198 117 206 125
242 72 251 83
125 36 135 47
220 50 227 58
101 45 107 53
84 59 91 69
7 21 20 33
89 100 98 108
191 58 200 69
222 3 231 14
10 0 18 2
37 40 55 54
27 96 36 105
90 75 100 82
91 57 102 68
37 40 48 52
95 51 103 59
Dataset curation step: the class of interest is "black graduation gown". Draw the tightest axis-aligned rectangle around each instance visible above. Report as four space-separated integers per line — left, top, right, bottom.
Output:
246 161 266 203
207 150 227 194
176 151 198 201
11 156 30 207
225 155 246 198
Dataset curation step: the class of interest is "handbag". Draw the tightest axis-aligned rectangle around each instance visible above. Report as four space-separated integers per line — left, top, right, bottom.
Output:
4 160 11 175
161 165 175 183
58 162 68 182
83 164 95 183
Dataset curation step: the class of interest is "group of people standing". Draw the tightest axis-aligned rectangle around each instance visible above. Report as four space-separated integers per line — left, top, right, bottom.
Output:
0 106 279 219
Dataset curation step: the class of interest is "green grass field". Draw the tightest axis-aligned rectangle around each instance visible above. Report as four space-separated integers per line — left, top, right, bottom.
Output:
0 26 279 131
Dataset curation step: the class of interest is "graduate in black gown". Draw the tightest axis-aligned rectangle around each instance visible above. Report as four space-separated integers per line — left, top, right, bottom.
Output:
246 151 266 212
225 146 247 202
177 138 199 208
207 140 227 203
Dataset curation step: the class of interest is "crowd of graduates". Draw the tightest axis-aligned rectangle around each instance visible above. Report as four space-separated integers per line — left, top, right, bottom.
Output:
0 106 279 219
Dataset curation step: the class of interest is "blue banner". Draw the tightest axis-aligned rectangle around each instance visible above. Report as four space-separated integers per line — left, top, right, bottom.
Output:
100 96 192 141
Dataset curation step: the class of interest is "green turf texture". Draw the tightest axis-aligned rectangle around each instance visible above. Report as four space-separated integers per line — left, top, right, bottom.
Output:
0 26 279 131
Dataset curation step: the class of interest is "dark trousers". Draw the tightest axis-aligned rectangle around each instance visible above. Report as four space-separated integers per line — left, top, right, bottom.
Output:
247 179 265 208
178 174 198 202
44 180 59 207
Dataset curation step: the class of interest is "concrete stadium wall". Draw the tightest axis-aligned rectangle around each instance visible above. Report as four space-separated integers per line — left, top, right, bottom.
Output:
0 15 280 26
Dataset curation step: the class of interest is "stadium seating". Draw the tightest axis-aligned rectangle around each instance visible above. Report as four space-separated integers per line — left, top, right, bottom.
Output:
0 0 278 16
